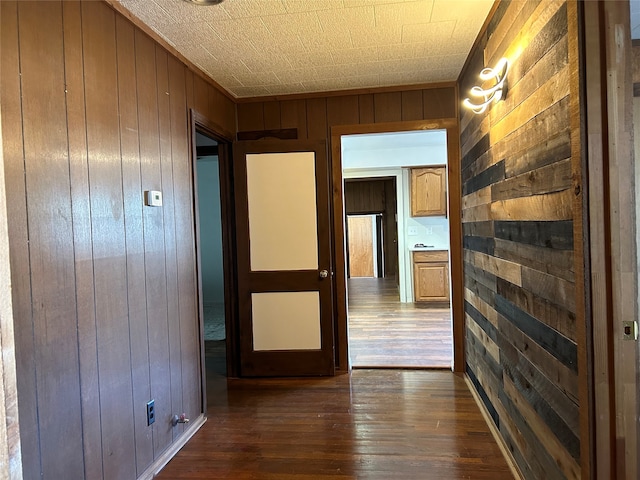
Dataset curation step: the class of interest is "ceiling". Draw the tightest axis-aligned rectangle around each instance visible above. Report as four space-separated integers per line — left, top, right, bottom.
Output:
116 0 494 98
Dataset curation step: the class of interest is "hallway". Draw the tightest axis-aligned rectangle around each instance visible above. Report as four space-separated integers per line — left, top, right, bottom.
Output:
157 369 513 479
348 277 453 368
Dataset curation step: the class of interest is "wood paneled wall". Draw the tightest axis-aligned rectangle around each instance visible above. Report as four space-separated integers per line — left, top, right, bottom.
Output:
237 86 457 371
237 87 456 140
459 2 588 479
0 1 235 479
344 179 386 214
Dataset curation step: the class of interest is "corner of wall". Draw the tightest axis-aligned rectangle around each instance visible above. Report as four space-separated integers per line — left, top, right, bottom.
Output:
0 88 23 480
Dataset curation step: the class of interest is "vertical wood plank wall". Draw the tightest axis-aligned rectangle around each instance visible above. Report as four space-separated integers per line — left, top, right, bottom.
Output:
459 1 587 479
237 87 456 137
0 1 235 479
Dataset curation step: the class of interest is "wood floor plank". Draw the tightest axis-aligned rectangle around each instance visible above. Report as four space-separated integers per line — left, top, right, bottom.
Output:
157 369 514 480
347 278 452 368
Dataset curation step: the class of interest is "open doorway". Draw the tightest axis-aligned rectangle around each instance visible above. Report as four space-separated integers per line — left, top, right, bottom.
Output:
342 130 453 369
345 177 398 281
194 130 227 383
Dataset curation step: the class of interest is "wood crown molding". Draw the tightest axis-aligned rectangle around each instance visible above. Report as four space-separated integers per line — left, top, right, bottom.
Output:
235 81 457 104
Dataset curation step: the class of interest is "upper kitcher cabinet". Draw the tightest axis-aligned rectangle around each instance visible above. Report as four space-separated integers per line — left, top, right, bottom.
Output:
410 167 447 217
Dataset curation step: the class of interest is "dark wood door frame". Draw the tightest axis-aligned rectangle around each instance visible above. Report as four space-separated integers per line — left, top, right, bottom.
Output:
189 109 238 396
330 118 463 372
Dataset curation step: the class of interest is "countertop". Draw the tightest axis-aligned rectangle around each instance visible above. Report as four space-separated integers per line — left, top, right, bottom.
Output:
409 245 449 252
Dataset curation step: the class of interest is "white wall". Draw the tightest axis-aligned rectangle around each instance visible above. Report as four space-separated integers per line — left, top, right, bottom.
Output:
341 129 447 169
196 156 225 305
343 144 448 169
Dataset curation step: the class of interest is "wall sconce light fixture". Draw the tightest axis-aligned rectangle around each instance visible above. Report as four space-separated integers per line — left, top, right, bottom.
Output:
463 57 509 115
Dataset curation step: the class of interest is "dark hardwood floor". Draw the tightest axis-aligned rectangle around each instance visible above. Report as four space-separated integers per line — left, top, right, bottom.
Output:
156 281 509 479
348 277 453 368
157 367 513 479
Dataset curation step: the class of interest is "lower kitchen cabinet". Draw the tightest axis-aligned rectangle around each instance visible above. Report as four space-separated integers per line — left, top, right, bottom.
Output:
413 250 450 303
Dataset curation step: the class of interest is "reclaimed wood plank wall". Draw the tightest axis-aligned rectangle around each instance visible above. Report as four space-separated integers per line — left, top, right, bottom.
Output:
0 1 235 478
459 1 587 479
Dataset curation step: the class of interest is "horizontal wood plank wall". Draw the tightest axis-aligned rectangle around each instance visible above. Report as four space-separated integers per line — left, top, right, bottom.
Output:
459 1 587 479
0 1 235 478
238 86 456 371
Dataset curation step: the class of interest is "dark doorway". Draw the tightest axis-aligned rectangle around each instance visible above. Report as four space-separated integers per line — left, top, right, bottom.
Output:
195 131 227 378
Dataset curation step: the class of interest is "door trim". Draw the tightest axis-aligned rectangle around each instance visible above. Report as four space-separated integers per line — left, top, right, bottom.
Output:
582 2 638 478
330 118 463 372
189 109 238 392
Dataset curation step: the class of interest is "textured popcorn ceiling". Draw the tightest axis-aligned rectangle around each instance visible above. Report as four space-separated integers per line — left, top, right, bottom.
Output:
116 0 494 98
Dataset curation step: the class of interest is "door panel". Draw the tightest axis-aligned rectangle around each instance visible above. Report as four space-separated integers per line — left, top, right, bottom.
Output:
246 152 318 271
234 139 334 376
251 291 321 351
347 215 374 277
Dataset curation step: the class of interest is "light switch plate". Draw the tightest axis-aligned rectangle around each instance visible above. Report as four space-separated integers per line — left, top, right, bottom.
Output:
144 190 163 207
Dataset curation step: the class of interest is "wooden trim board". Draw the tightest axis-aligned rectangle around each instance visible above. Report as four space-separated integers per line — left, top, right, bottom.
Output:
464 374 524 480
583 2 639 479
235 81 457 104
601 3 640 479
331 118 464 373
138 414 206 480
567 2 593 478
103 0 235 102
190 109 237 382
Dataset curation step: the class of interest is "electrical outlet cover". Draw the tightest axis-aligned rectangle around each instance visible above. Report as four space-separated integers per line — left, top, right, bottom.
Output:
146 399 155 426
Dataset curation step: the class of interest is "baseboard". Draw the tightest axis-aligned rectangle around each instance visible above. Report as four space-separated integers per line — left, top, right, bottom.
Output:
463 374 524 480
137 414 206 480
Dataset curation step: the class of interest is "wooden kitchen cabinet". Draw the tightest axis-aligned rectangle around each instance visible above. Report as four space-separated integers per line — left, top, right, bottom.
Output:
410 166 447 216
413 250 450 303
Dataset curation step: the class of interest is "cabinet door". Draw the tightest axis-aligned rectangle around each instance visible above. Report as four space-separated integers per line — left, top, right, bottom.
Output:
410 167 446 216
413 262 450 302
